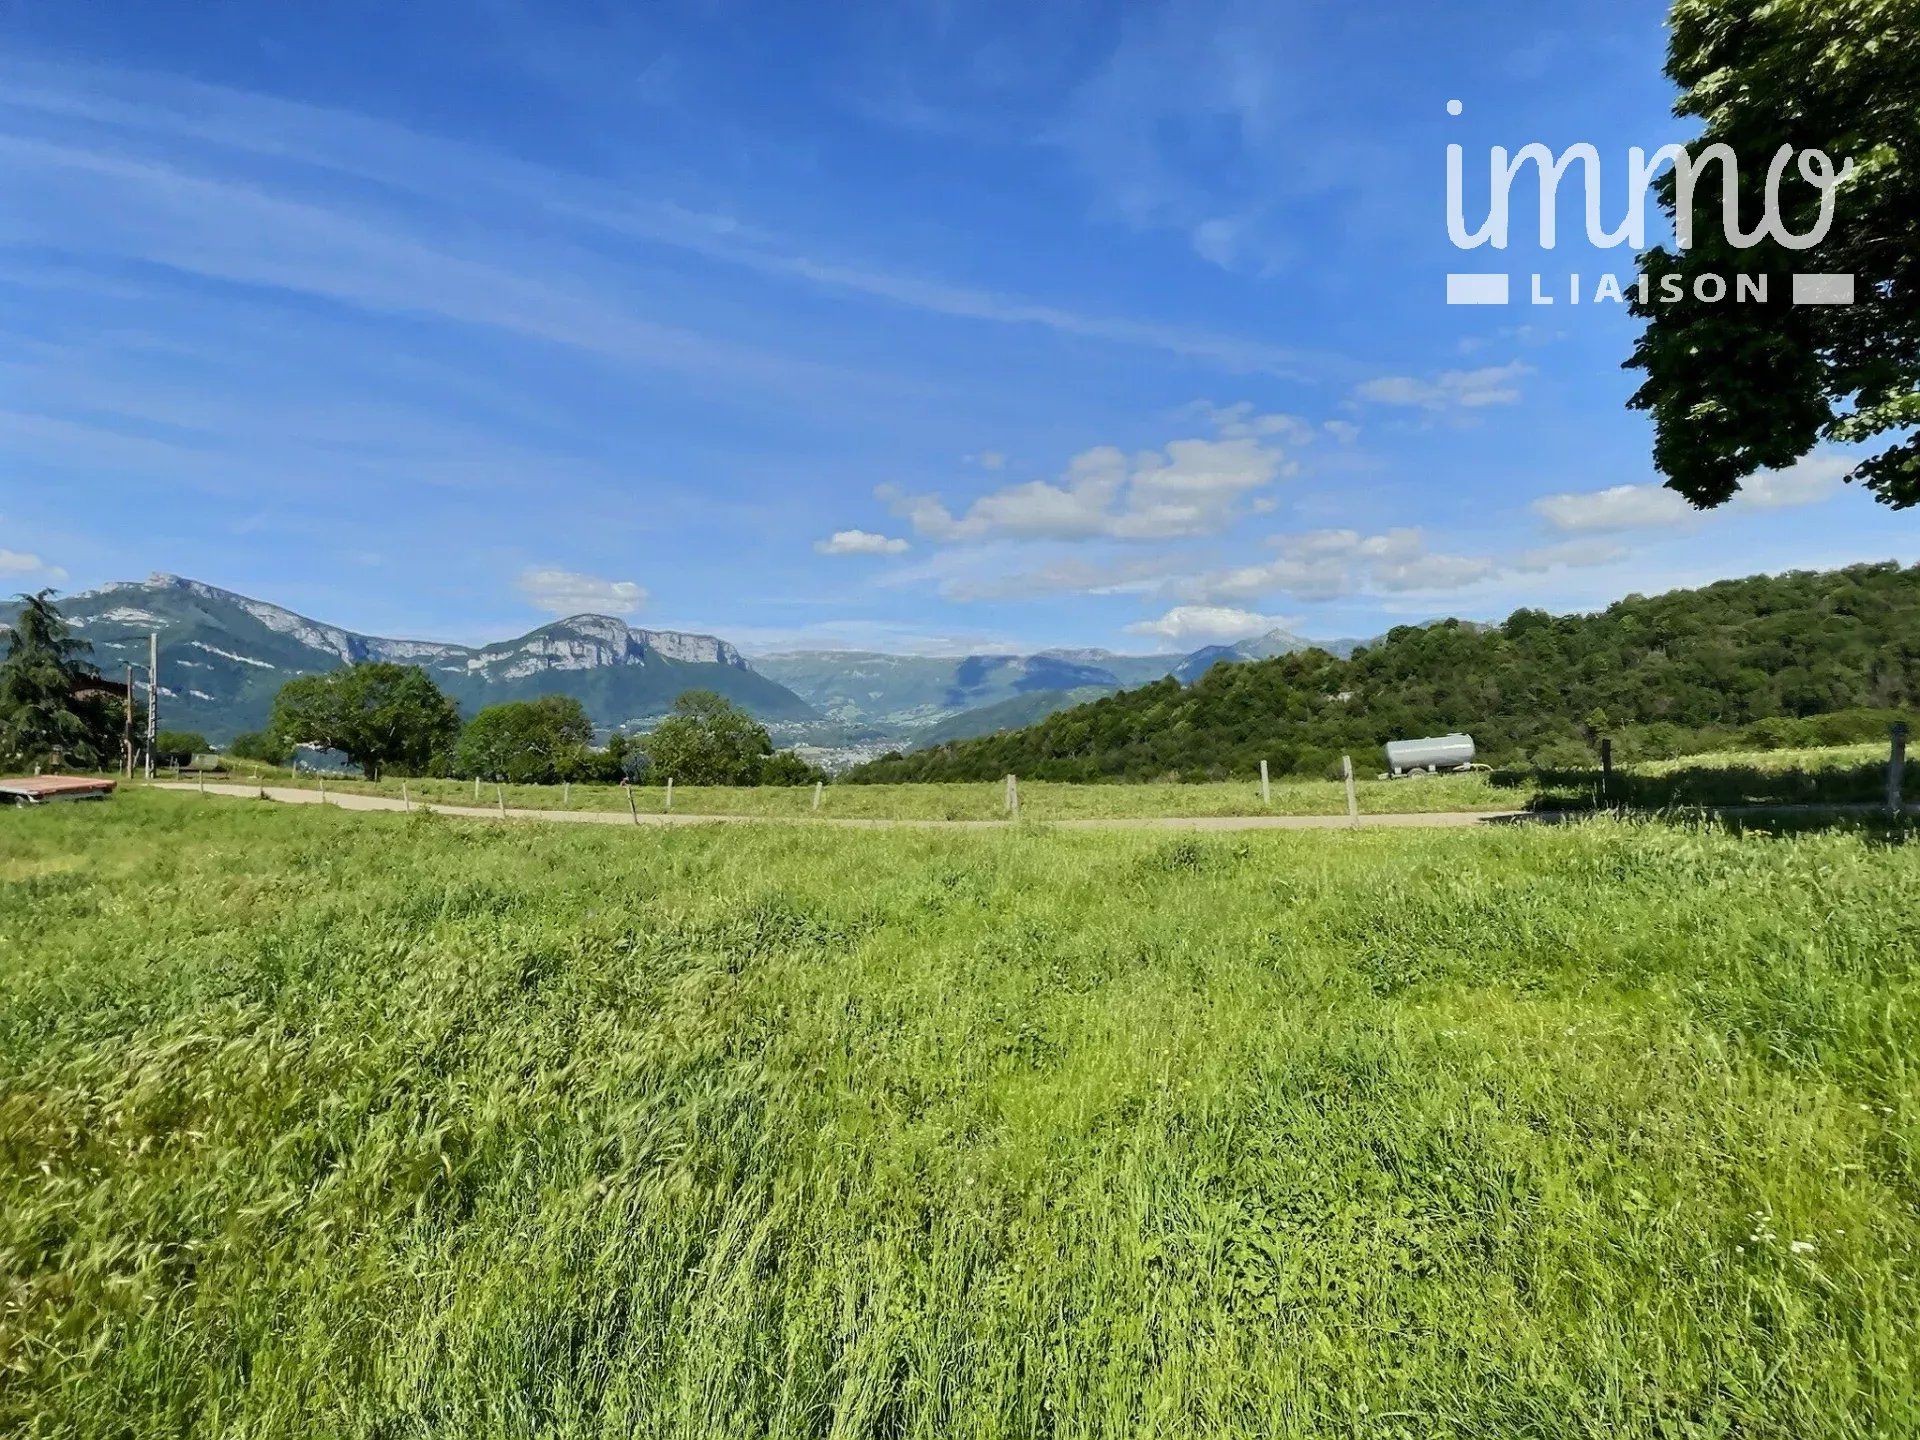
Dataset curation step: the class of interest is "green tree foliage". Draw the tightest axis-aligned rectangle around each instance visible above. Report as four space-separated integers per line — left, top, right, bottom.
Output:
267 662 460 779
1628 0 1920 508
0 590 100 769
227 731 292 765
455 696 596 784
756 749 829 787
638 690 824 786
152 731 210 766
849 564 1920 783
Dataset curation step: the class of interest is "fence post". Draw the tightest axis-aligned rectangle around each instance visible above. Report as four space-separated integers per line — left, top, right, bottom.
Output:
625 782 639 825
1259 759 1270 806
401 780 410 812
563 779 570 807
318 772 326 803
812 780 823 812
198 770 205 795
1005 773 1019 819
496 782 506 817
1599 736 1614 807
1342 754 1358 827
473 775 480 801
1890 722 1909 817
666 777 674 812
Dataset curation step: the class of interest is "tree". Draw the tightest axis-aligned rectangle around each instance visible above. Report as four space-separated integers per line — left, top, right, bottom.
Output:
1628 0 1920 509
758 749 828 787
228 731 292 765
268 663 460 779
0 590 97 769
153 731 210 766
638 690 812 786
455 696 595 784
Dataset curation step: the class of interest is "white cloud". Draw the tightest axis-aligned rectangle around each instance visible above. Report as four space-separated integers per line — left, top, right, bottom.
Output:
1533 452 1856 534
1182 400 1313 442
0 549 68 581
814 529 909 556
1355 361 1530 412
1531 483 1694 533
1126 605 1293 644
917 551 1187 603
883 430 1297 545
1737 453 1855 509
1370 550 1499 592
1180 527 1497 603
966 450 1007 471
1511 538 1629 572
517 567 647 616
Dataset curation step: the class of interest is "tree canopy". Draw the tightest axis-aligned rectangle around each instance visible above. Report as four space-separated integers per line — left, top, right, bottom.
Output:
267 662 460 779
849 563 1920 783
153 731 210 766
638 690 824 786
455 696 596 784
1628 0 1920 509
227 731 292 765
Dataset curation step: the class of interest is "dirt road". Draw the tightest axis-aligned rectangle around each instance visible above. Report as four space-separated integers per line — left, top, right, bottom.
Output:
153 782 1538 832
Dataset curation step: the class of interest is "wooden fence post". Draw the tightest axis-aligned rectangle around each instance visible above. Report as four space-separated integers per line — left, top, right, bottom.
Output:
666 777 674 812
812 780 823 812
496 782 506 817
1259 759 1270 806
401 780 410 812
473 775 480 801
563 780 571 807
1890 722 1909 817
1005 773 1019 819
625 783 639 825
318 772 326 803
1600 736 1614 807
1342 754 1358 827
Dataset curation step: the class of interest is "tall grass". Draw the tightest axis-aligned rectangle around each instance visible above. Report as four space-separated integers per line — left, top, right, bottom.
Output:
188 740 1912 821
3 793 1915 1436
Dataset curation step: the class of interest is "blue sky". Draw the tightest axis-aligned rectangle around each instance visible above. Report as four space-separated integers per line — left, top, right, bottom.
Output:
2 0 1911 654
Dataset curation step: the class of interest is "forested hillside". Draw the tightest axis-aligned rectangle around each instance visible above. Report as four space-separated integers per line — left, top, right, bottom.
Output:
848 563 1920 782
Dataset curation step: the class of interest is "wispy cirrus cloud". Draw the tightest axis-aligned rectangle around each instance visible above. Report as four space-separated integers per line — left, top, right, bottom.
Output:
1354 361 1530 413
0 59 1343 381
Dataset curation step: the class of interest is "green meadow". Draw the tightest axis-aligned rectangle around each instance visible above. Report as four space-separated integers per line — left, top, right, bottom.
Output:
168 737 1912 822
4 792 1916 1437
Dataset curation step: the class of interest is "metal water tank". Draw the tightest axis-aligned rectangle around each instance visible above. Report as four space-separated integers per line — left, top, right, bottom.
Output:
1384 733 1475 775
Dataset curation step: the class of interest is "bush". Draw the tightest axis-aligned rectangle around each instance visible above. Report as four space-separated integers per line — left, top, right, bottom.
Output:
153 730 209 766
228 731 291 765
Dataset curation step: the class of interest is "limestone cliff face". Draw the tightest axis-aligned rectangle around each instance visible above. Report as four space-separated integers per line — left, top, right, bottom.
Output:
32 576 808 740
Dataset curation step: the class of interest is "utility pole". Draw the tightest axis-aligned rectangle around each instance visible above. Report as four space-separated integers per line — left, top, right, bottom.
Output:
144 632 158 780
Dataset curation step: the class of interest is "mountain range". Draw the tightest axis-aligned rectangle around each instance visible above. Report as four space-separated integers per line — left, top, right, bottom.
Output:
5 574 1360 751
15 575 810 741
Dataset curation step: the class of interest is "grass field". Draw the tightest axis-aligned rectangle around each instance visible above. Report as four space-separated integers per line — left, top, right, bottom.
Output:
4 793 1916 1436
179 768 1518 819
165 738 1913 822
